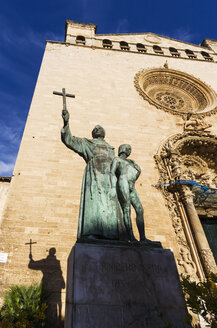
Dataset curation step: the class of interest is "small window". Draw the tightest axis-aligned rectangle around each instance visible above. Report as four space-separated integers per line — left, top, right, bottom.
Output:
201 51 213 61
136 43 147 53
76 35 85 45
102 39 112 49
120 41 130 51
153 45 163 54
169 47 180 57
185 49 196 59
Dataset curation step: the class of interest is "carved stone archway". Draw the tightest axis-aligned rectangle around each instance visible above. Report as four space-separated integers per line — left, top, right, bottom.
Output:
155 130 217 279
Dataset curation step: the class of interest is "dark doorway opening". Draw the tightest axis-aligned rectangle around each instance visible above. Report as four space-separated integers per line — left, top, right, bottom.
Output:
199 215 217 264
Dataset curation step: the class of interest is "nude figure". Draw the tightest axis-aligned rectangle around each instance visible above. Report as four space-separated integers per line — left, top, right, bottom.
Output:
111 144 147 242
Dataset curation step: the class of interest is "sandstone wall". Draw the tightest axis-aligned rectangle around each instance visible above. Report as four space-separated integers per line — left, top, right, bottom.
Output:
0 179 10 228
0 29 216 314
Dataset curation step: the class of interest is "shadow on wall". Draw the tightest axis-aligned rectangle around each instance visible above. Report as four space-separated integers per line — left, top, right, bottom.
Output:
28 248 65 328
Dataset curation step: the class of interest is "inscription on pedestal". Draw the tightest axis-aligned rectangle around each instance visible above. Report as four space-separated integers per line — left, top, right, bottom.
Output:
65 243 190 328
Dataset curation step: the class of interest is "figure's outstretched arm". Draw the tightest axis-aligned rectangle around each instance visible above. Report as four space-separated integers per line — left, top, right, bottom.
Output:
28 258 45 270
61 108 84 156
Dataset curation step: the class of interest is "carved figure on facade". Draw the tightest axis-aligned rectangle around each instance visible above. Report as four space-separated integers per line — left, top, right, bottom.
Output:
169 154 182 180
196 172 213 187
161 140 174 159
177 247 197 279
184 112 212 132
180 155 217 189
181 169 195 181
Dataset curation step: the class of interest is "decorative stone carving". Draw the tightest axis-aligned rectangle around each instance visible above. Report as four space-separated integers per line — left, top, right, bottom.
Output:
160 140 174 159
163 60 168 69
213 176 217 188
179 184 194 206
184 113 212 132
134 68 217 116
178 247 197 278
143 34 161 44
169 154 182 180
155 131 217 277
154 154 198 279
196 172 212 187
201 249 217 274
181 169 195 181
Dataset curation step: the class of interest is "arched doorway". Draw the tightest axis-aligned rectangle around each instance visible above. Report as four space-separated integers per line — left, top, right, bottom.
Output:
155 128 217 279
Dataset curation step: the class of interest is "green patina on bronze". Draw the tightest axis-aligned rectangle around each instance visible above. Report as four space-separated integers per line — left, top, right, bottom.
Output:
61 102 160 246
111 144 151 243
61 109 121 241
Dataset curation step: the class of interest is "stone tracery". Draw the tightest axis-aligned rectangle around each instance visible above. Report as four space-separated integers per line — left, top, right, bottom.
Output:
134 68 217 116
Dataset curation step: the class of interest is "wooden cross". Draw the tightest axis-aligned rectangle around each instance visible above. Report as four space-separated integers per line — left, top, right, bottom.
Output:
53 88 75 109
25 239 37 255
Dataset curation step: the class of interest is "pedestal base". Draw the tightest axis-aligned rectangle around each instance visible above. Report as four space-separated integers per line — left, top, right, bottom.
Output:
65 243 190 328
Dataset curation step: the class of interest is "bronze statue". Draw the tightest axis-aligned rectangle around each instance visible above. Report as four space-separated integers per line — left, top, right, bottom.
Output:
111 144 148 242
61 108 121 241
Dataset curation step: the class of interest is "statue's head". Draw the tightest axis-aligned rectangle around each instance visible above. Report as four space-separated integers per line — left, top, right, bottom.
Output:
49 247 56 256
118 144 131 157
92 125 105 139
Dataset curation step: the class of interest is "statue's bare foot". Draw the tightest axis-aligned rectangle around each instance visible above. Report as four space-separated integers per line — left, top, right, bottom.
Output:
129 237 139 244
140 236 153 243
140 237 162 248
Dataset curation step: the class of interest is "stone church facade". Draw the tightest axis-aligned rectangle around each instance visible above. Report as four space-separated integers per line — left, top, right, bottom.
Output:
0 20 217 319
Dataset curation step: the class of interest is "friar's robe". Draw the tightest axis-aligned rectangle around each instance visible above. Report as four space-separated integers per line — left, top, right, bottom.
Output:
61 125 120 240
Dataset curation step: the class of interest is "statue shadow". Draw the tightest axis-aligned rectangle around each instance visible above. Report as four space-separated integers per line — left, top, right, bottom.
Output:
28 247 65 328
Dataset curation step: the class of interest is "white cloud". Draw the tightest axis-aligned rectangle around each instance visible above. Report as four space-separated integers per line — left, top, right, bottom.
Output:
0 12 63 50
172 28 196 43
161 27 196 43
115 19 129 34
0 118 24 146
1 27 62 49
0 114 24 176
0 160 15 176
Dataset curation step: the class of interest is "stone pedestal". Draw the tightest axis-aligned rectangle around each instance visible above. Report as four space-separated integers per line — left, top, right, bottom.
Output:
65 243 190 328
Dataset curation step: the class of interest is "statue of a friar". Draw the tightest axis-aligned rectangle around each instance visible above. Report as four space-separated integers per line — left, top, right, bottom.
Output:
61 108 121 241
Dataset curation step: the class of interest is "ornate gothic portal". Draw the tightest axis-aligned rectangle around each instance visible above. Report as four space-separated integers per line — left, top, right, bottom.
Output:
155 129 217 280
134 66 217 279
134 68 217 116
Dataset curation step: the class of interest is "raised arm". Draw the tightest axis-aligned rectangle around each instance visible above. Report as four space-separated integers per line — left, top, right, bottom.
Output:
61 108 85 157
28 255 45 271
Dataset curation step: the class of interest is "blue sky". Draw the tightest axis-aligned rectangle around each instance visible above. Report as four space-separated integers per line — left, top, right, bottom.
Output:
0 0 217 176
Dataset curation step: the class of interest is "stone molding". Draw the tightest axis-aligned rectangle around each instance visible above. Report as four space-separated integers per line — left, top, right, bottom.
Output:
201 249 217 274
154 155 200 280
155 130 217 278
